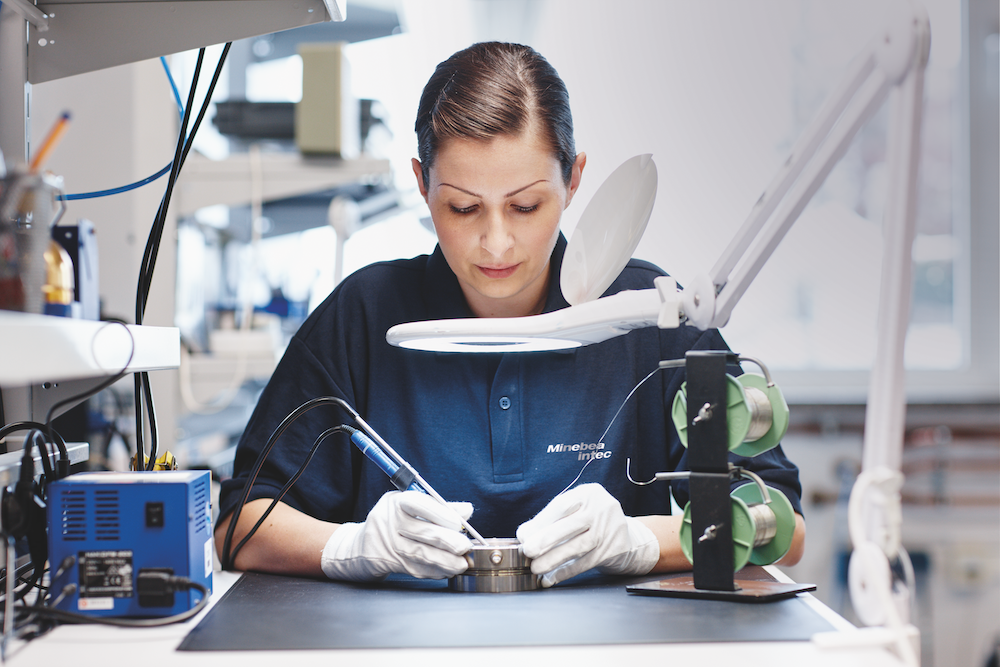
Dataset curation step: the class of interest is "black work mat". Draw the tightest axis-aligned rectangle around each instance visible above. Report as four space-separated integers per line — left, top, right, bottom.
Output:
178 567 835 651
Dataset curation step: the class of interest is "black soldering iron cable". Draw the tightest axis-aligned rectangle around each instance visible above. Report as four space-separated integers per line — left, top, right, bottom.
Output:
221 396 359 570
227 425 351 567
138 42 232 322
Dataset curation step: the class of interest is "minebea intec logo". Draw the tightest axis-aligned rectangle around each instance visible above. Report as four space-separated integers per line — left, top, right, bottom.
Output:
545 442 612 461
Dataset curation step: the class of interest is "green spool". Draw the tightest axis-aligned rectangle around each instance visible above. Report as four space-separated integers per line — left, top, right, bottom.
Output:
670 373 789 457
678 484 796 571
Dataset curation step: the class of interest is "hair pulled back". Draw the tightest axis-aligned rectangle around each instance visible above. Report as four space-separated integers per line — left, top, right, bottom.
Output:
415 42 576 186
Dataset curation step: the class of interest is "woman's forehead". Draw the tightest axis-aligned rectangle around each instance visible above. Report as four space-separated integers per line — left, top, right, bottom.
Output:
431 131 562 194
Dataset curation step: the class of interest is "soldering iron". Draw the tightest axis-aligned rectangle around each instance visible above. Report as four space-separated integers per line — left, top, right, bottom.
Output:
340 420 488 545
220 395 488 571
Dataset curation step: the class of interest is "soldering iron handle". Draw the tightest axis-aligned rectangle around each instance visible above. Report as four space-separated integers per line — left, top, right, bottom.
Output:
350 430 423 493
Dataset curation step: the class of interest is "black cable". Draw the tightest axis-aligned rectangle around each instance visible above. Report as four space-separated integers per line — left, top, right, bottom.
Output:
44 322 136 426
21 431 53 488
227 425 351 567
132 43 231 470
135 48 203 326
0 570 47 598
139 373 158 471
15 579 209 628
221 396 361 570
0 576 48 610
0 430 55 604
137 43 231 322
13 571 41 603
132 48 203 470
0 422 67 477
40 322 136 477
133 375 145 469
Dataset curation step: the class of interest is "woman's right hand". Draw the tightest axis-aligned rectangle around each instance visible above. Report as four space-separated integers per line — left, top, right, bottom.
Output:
320 491 474 581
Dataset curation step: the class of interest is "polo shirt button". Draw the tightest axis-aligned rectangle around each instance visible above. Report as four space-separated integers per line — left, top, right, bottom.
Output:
499 396 512 410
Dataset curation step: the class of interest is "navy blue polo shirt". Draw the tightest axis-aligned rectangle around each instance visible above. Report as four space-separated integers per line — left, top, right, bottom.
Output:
218 235 803 539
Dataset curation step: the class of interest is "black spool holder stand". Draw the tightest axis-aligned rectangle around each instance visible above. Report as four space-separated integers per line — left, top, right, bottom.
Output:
626 351 815 602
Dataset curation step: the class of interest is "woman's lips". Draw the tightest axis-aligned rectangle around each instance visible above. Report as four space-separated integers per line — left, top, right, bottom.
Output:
477 264 519 279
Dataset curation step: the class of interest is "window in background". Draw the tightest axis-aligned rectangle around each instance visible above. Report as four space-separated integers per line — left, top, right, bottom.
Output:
720 0 965 373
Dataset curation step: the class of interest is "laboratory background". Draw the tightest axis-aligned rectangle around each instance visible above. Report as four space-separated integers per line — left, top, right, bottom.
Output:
1 0 997 665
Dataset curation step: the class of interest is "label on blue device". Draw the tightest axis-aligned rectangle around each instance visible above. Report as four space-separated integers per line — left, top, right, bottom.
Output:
78 549 134 605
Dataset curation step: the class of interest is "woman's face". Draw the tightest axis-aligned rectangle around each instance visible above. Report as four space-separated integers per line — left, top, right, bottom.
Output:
413 128 585 318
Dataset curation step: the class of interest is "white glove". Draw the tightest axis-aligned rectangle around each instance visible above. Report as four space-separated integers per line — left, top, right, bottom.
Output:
320 491 473 581
515 483 659 588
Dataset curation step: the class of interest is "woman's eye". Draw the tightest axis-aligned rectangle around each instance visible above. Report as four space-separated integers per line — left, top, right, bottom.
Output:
513 204 539 214
449 204 478 215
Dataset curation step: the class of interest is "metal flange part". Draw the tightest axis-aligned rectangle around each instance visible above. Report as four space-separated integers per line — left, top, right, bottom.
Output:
448 539 541 593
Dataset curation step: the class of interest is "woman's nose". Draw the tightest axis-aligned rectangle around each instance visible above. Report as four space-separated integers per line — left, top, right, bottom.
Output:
481 214 514 258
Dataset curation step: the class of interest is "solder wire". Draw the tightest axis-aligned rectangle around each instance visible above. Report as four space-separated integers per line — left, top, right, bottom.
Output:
556 363 665 497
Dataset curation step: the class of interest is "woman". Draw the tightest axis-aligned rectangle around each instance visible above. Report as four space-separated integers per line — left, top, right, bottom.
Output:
215 42 805 587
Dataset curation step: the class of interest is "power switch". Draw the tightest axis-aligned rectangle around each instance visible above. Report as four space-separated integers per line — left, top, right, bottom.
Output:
145 501 165 528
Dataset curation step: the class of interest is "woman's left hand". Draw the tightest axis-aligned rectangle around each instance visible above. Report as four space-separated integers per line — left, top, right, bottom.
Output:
515 483 659 587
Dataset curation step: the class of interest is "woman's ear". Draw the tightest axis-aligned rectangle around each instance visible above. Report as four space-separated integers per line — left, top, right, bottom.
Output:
412 158 429 202
565 152 587 208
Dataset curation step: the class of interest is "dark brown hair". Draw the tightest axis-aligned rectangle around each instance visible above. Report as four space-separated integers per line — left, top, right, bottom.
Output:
414 42 576 186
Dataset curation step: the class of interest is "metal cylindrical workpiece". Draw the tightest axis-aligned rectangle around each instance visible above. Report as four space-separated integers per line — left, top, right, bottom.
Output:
449 539 540 593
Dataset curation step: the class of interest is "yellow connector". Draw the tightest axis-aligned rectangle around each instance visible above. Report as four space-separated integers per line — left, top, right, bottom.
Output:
131 451 178 471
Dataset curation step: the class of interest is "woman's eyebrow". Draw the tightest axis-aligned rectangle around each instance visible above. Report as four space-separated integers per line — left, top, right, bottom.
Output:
438 180 549 198
438 183 480 197
505 180 547 197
